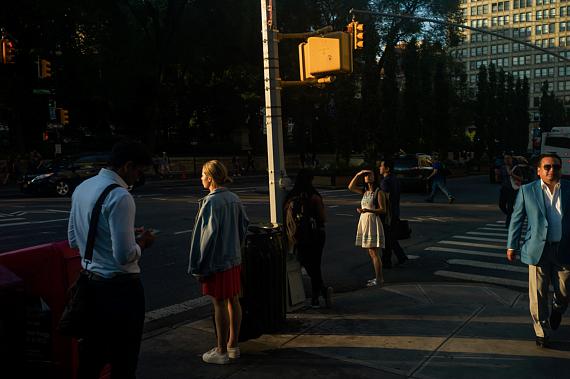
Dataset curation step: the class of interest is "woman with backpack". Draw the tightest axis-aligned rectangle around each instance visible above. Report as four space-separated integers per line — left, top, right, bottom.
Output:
188 160 249 364
284 169 333 309
348 168 388 287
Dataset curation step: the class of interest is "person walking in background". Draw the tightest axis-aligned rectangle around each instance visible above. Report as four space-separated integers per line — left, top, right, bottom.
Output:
498 153 522 228
231 155 242 177
245 150 255 175
379 159 408 268
348 169 387 287
68 141 156 378
507 153 570 348
159 152 171 178
425 152 455 204
284 169 333 309
188 160 249 364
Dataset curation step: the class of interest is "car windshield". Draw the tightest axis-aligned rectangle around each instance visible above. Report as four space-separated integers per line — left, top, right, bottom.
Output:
394 159 418 170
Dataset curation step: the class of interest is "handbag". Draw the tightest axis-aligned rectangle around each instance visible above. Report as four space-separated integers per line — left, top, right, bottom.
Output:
395 219 412 240
58 183 120 338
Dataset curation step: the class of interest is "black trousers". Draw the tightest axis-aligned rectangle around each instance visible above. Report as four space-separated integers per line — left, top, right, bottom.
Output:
77 277 145 379
499 186 517 227
382 220 407 266
297 230 326 299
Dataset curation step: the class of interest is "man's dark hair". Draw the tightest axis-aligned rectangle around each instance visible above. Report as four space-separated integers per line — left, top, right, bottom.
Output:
381 159 394 172
536 153 562 167
110 141 153 169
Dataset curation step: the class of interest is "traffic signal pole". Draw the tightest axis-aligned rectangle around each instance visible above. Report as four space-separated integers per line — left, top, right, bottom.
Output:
260 0 288 225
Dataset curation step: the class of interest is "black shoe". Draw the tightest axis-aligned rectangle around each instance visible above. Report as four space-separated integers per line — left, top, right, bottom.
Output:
550 309 562 330
535 336 550 348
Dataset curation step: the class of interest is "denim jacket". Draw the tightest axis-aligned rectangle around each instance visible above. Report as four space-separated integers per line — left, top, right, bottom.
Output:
188 188 249 277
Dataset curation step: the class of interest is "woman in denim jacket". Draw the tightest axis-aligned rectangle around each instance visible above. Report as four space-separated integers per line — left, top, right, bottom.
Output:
188 160 249 364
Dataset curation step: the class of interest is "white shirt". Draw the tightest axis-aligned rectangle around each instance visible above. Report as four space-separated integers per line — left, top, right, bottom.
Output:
541 180 562 242
68 168 141 277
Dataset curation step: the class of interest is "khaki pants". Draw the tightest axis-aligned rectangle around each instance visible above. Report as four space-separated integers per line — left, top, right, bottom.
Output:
529 244 570 338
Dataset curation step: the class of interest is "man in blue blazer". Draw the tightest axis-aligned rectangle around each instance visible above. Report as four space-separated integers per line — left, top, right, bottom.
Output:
507 153 570 348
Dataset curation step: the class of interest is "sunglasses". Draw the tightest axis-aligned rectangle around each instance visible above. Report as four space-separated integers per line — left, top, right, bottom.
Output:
542 164 561 171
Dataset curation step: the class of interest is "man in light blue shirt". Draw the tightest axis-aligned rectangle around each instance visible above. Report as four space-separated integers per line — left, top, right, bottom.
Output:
68 141 155 378
507 153 570 348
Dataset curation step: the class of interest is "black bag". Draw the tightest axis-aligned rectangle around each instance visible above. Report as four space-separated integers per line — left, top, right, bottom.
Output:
284 193 317 247
58 183 120 338
395 219 412 240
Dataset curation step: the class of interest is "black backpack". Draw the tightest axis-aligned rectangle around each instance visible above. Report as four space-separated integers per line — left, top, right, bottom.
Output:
285 193 317 247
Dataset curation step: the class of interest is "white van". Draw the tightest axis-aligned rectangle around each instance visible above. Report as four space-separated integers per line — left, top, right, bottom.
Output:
541 127 570 177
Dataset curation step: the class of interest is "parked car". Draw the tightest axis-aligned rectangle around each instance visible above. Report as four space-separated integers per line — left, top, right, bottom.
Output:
20 153 111 196
393 154 433 193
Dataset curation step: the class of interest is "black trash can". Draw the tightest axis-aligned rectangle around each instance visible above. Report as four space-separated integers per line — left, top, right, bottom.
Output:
239 224 286 342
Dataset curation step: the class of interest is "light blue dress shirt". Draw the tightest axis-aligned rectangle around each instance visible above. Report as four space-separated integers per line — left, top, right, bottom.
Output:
68 168 141 278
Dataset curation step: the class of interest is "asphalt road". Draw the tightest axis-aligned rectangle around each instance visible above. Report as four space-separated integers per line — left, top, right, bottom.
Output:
0 174 527 326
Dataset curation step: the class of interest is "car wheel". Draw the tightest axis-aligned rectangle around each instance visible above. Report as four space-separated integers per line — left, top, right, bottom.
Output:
55 181 71 197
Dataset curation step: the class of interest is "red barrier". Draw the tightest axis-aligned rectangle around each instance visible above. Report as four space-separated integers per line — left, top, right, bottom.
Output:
0 241 109 379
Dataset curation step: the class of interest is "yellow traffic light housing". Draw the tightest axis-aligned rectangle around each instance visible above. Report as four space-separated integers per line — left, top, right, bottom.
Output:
298 32 353 81
1 38 15 64
58 108 70 125
347 21 364 50
40 59 52 79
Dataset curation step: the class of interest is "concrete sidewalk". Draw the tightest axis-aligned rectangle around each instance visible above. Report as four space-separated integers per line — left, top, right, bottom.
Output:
138 283 570 379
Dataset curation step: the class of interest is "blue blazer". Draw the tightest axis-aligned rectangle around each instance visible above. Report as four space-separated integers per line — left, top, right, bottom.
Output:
507 179 570 265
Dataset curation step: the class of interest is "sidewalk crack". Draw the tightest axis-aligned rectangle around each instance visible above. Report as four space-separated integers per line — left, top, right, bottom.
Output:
407 304 486 378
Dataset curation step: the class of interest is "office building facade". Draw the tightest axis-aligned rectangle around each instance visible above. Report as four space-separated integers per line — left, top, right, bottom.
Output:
456 0 570 123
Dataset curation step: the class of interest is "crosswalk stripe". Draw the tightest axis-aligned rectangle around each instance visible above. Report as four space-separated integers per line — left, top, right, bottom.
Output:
452 235 507 243
484 224 507 228
0 218 26 222
438 240 504 250
467 231 508 237
447 259 527 273
434 270 528 288
425 246 516 259
479 227 509 231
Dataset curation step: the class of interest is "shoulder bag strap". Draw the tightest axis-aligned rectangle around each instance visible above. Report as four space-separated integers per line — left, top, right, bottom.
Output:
84 184 121 266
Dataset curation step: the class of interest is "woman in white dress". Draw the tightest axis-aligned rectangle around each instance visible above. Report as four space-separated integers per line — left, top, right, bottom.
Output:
348 169 387 287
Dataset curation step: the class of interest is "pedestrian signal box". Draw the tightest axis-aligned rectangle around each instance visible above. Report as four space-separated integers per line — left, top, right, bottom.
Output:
298 32 352 81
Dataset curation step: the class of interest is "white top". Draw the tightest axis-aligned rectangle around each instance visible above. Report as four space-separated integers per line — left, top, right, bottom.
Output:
541 180 562 243
68 168 141 277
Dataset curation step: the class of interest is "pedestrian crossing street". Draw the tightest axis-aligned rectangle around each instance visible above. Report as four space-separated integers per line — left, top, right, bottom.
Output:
424 220 530 289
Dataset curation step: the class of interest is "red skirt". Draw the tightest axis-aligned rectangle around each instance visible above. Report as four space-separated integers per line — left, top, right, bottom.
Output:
202 265 242 300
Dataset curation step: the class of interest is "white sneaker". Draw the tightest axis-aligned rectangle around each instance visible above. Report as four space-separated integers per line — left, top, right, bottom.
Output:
227 346 240 359
202 348 229 364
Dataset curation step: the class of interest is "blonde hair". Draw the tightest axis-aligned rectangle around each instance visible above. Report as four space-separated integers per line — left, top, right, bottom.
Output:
203 160 232 185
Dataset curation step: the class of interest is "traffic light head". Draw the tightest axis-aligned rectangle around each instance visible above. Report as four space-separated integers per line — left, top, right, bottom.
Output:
1 39 16 64
58 108 70 125
40 59 52 79
353 22 364 50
